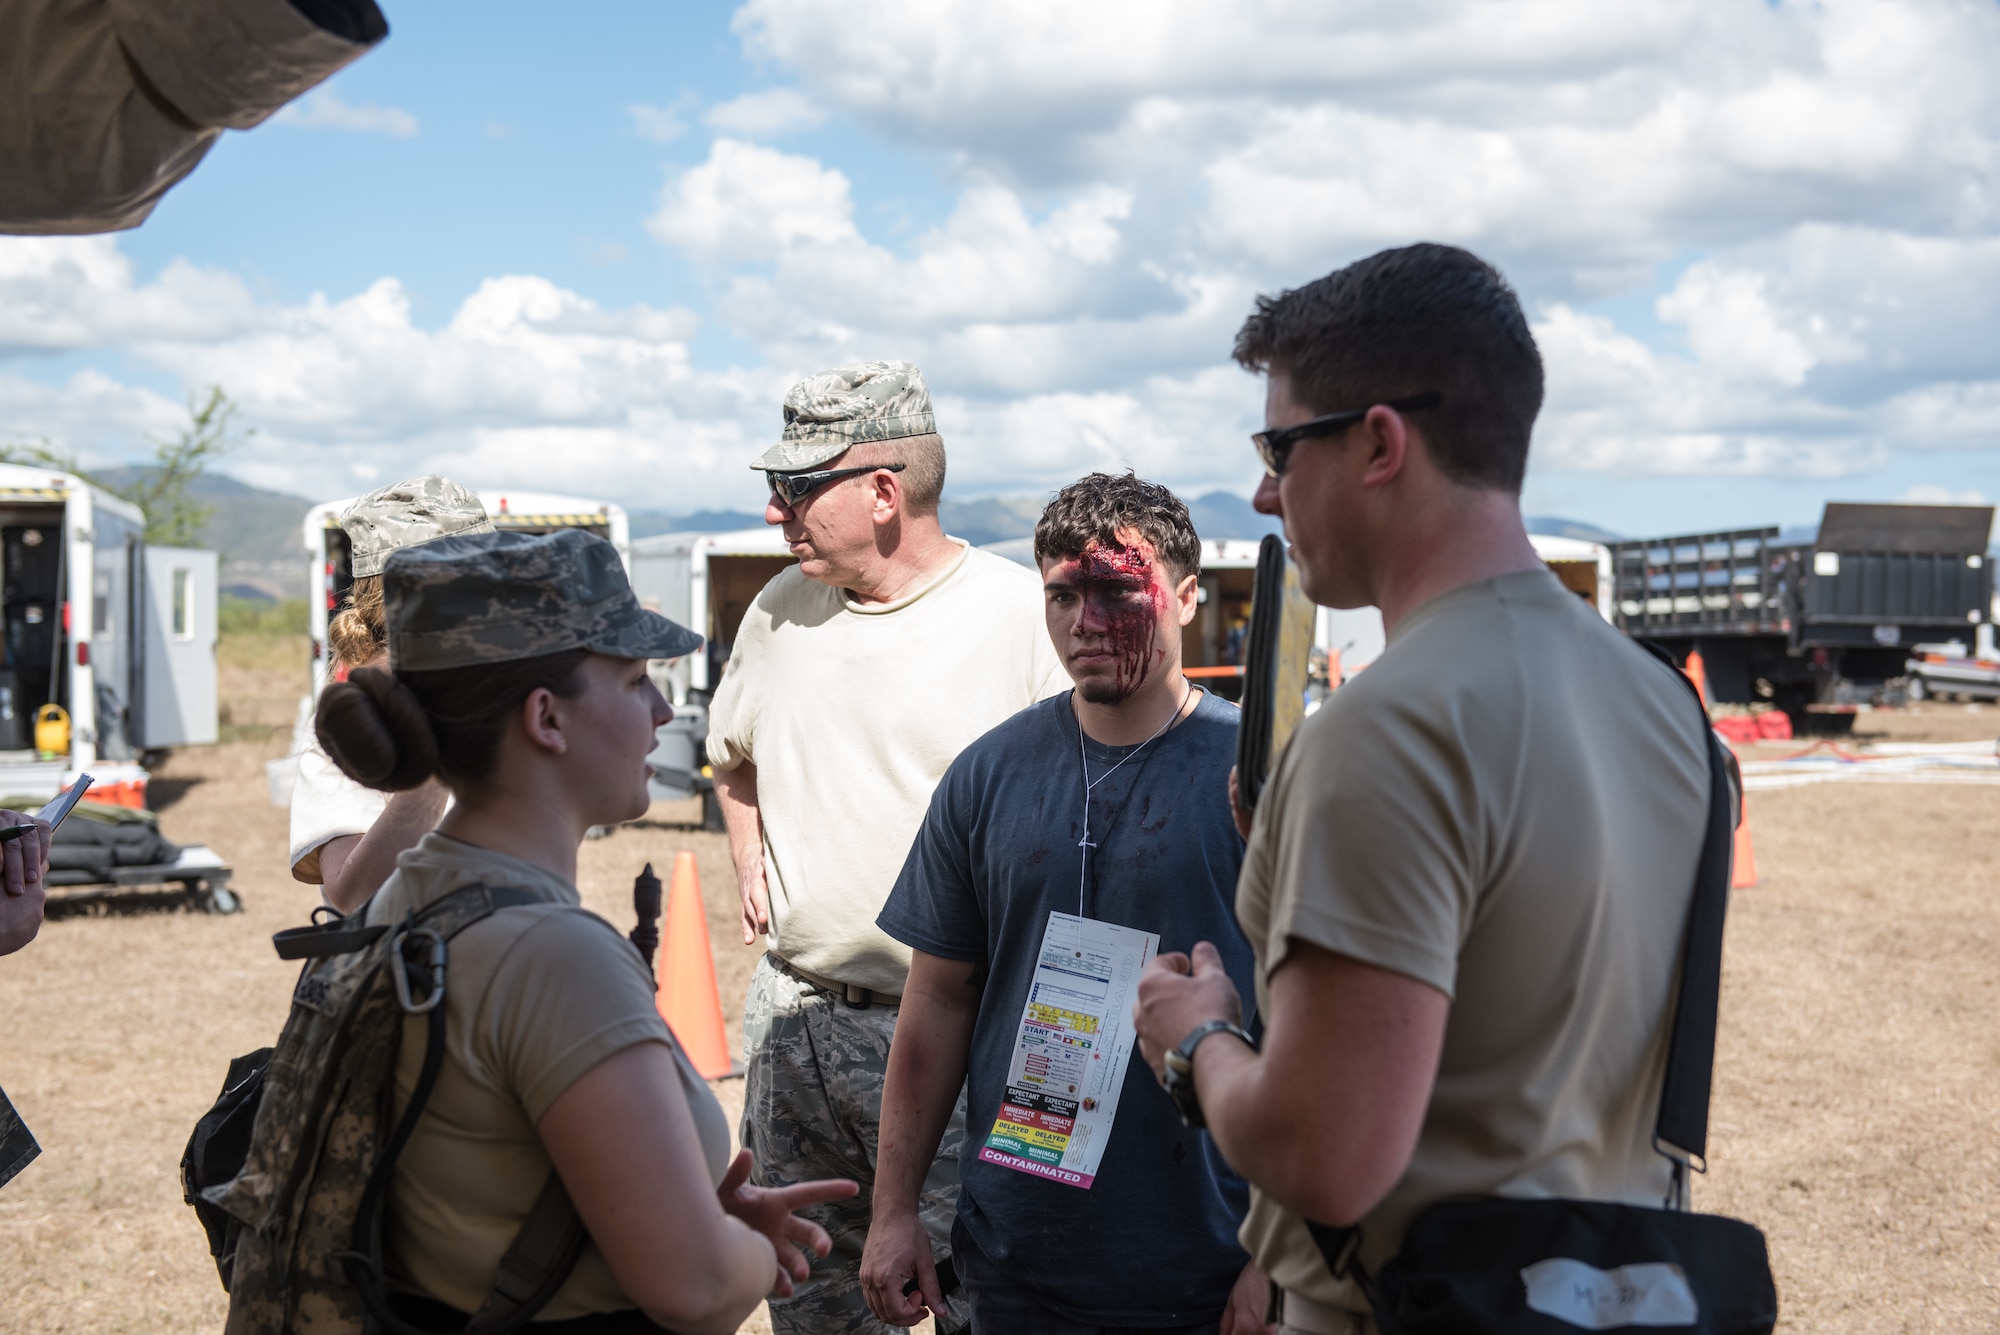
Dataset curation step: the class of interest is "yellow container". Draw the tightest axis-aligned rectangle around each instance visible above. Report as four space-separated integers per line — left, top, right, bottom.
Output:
34 704 69 760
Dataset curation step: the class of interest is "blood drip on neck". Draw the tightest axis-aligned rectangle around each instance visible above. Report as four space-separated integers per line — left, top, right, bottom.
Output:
1060 541 1170 701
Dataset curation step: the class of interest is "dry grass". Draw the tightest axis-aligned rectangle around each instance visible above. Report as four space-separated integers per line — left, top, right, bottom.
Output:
1 653 1995 1332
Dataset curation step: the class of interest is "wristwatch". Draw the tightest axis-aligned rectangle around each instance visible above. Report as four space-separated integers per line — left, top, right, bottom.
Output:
1161 1019 1257 1128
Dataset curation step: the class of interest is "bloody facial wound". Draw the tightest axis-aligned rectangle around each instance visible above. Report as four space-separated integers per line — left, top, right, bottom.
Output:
1051 540 1171 700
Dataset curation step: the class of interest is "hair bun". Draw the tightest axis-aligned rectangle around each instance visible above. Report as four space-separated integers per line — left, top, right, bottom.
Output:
315 667 440 791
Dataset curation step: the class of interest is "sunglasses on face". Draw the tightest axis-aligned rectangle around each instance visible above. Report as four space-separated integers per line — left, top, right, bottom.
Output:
1251 392 1443 478
766 461 906 508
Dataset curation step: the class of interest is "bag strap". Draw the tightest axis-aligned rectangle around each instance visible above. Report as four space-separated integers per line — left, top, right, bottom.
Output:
1650 660 1737 1196
334 884 590 1335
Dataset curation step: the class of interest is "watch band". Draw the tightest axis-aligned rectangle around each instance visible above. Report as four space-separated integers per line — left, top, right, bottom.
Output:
1162 1020 1257 1129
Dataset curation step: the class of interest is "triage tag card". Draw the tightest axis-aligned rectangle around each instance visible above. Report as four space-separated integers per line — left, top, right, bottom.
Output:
979 911 1158 1189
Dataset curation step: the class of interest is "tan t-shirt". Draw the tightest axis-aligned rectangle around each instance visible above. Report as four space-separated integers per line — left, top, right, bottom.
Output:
707 540 1068 994
1235 570 1710 1311
367 833 732 1319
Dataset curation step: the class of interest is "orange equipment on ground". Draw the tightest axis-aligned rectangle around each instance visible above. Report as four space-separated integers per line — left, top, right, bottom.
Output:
657 850 738 1079
1682 649 1709 706
1731 794 1758 889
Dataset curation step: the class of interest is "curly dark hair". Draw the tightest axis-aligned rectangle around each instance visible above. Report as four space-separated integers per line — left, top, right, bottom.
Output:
1233 242 1543 492
1033 472 1202 581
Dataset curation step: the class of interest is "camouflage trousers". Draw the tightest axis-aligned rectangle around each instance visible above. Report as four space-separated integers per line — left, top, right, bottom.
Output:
743 954 970 1335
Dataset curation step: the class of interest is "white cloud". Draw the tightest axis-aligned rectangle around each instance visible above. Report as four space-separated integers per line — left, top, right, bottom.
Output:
704 88 827 137
629 103 688 143
274 88 419 138
12 0 2000 522
1900 484 1988 504
648 139 859 263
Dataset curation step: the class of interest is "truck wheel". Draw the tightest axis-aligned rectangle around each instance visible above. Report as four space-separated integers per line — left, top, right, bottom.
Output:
702 787 725 834
204 881 241 915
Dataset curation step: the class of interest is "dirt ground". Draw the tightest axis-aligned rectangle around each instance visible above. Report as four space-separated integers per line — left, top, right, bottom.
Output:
2 653 1997 1330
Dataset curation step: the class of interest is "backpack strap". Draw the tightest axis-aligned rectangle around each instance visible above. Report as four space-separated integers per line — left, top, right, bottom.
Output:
1651 674 1737 1203
336 884 590 1335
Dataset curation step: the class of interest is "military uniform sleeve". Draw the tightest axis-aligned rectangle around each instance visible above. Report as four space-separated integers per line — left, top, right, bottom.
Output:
877 755 987 963
474 909 675 1123
1252 692 1478 998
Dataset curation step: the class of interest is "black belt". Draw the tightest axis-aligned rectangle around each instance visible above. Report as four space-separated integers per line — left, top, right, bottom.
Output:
767 952 900 1008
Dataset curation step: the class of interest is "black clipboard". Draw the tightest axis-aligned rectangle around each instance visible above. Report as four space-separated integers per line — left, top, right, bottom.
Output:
1234 537 1318 813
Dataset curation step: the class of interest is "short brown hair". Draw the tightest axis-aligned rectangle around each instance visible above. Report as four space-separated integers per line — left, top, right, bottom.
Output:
845 433 946 515
1034 472 1202 582
1233 243 1543 492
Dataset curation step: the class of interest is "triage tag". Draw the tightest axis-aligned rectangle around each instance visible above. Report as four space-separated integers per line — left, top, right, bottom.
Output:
978 911 1158 1189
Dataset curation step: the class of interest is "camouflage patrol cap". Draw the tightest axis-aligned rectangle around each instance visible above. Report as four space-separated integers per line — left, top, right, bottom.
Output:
341 475 495 579
752 359 937 472
383 528 701 672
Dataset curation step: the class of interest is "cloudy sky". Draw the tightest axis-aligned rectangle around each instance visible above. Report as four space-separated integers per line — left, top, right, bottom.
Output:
4 0 1998 535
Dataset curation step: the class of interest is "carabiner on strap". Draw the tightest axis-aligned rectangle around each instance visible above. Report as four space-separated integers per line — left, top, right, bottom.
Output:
392 926 448 1015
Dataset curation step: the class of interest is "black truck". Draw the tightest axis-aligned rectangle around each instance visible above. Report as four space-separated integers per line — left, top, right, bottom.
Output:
1610 502 1994 728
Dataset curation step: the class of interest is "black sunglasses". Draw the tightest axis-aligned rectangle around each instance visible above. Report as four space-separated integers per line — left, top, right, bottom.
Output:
1251 392 1442 478
767 461 906 508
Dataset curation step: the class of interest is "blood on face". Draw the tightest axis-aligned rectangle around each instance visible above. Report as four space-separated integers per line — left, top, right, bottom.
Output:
1050 540 1172 699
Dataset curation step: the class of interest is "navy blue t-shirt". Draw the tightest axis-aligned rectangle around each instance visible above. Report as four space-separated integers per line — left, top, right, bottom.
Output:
878 689 1255 1326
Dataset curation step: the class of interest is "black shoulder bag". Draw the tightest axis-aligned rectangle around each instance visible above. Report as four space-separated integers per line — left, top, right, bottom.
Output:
1306 704 1779 1333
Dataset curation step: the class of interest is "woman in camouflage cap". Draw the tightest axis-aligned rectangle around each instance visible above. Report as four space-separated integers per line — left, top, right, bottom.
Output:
314 527 855 1332
291 475 493 913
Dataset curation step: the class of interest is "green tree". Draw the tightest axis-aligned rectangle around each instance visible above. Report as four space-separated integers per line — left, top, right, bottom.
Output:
0 386 249 545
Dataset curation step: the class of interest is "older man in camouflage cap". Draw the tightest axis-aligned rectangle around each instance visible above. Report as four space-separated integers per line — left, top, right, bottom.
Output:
708 360 1067 1334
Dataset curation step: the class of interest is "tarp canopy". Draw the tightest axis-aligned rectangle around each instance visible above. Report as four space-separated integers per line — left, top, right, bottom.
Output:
0 0 386 235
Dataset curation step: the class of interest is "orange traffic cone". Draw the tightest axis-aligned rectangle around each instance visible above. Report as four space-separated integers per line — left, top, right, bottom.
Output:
658 850 738 1079
1682 649 1709 707
1730 794 1758 889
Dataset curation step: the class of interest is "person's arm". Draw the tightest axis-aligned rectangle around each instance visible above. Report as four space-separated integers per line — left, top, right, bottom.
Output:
859 949 979 1326
0 810 52 957
713 761 769 944
313 780 448 914
1134 939 1447 1227
539 1042 853 1335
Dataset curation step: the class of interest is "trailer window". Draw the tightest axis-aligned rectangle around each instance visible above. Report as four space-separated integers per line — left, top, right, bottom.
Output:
172 568 192 639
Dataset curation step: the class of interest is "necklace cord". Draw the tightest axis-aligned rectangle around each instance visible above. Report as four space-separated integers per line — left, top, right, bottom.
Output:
1075 681 1196 918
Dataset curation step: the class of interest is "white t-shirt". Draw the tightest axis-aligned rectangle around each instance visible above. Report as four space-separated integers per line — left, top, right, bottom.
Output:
707 540 1068 994
288 734 392 882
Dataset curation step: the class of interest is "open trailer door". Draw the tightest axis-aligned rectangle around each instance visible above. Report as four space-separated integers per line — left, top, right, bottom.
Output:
133 546 218 748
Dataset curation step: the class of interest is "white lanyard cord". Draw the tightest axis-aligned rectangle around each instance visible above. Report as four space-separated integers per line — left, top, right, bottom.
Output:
1075 681 1195 917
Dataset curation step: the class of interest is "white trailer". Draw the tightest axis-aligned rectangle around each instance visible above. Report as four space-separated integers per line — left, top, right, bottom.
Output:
301 489 631 699
625 527 795 822
0 462 218 797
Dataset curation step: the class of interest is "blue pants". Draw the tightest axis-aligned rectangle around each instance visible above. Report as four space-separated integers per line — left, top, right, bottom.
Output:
953 1218 1223 1335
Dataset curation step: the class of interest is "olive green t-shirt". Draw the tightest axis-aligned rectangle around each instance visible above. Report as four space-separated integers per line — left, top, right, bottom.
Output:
1235 570 1710 1311
368 833 732 1318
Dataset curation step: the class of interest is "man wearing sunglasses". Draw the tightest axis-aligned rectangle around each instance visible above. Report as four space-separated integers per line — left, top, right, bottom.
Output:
1130 245 1712 1334
707 359 1068 1335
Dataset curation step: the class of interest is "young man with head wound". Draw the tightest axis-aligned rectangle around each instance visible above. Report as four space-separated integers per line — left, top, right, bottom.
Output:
863 473 1271 1334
